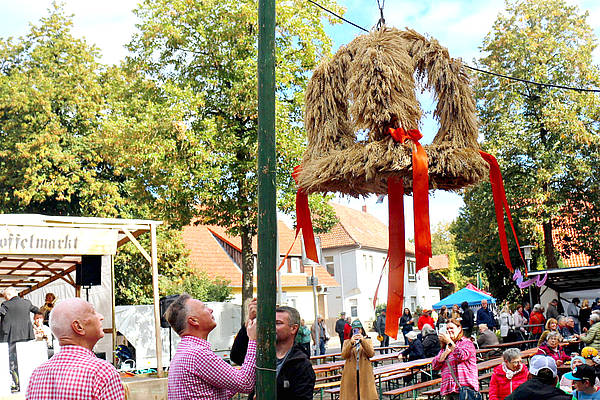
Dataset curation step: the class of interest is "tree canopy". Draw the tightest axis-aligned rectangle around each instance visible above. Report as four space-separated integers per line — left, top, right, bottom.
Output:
127 0 341 315
453 0 600 299
0 5 230 304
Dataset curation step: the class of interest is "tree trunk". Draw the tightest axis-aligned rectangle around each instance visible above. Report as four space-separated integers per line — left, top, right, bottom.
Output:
542 220 558 269
240 226 254 324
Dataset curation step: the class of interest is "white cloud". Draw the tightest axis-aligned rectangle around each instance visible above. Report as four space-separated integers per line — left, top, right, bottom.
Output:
0 0 139 65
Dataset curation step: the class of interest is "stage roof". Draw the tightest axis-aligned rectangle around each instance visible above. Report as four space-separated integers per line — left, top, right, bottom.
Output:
528 265 600 293
0 214 161 294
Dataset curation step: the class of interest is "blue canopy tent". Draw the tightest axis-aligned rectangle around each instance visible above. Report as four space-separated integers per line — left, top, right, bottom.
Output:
433 286 496 309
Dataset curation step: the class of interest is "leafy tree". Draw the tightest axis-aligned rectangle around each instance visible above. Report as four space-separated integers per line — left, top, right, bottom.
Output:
127 0 341 317
161 273 232 303
0 5 231 304
431 223 469 290
453 0 600 300
471 0 600 272
0 6 126 216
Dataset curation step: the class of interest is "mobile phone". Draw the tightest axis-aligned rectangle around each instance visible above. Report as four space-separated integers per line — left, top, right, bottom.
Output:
352 327 360 335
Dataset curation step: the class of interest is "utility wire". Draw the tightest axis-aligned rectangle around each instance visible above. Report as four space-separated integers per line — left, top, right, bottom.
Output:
307 0 368 32
307 0 600 94
465 65 600 93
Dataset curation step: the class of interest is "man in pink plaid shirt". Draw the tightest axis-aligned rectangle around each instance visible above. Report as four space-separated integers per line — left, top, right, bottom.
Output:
26 298 124 400
166 293 257 400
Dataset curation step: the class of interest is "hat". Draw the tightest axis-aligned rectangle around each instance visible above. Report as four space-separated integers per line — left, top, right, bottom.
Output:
351 320 363 329
582 347 599 359
571 356 586 369
563 365 596 382
529 355 558 377
406 331 418 341
340 311 346 316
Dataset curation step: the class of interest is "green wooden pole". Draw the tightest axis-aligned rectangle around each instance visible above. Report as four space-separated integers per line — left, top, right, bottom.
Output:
256 0 277 397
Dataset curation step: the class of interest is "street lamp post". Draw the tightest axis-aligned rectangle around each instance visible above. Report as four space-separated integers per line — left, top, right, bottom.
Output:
521 245 534 306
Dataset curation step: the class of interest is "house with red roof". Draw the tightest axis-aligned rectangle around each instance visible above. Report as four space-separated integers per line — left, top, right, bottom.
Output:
182 219 339 324
318 203 444 327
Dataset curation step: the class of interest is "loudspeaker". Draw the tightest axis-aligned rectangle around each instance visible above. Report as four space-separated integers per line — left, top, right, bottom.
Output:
76 255 102 286
160 295 180 328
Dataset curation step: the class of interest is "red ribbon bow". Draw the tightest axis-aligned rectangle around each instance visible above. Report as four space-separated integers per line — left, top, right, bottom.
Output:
388 127 423 144
384 127 432 339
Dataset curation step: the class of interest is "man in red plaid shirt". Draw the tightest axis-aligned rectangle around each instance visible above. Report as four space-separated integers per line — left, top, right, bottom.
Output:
166 293 257 400
26 298 124 400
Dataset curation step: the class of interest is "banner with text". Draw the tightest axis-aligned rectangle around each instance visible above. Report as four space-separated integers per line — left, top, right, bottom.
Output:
0 226 118 255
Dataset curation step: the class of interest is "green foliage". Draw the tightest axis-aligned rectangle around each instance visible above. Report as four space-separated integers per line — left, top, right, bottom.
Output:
0 5 124 216
454 0 600 299
126 0 342 309
160 272 232 302
431 222 469 289
473 0 600 268
375 303 387 316
0 5 231 305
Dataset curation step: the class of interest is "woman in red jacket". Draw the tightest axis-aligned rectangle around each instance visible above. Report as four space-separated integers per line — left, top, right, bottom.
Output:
536 331 571 366
489 348 529 400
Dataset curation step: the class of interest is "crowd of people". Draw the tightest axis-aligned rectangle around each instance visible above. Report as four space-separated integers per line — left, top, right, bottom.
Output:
1 288 598 399
372 298 600 399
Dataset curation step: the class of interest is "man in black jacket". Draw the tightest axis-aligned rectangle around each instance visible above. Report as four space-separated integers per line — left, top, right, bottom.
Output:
460 301 475 337
276 306 315 399
335 312 346 347
505 355 571 400
0 287 40 390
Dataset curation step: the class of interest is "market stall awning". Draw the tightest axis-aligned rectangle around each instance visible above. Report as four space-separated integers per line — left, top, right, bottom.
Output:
528 265 600 292
432 286 496 309
0 214 161 293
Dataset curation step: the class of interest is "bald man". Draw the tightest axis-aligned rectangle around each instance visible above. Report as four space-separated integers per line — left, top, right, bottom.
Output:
26 298 124 400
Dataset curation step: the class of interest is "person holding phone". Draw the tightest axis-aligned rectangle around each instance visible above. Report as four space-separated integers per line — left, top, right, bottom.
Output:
431 318 479 399
340 320 378 400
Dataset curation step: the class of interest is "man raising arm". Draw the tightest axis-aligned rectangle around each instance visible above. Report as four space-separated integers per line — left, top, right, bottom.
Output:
167 294 257 400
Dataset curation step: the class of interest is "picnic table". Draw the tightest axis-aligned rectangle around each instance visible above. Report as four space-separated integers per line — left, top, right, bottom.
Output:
313 351 403 375
381 347 539 399
310 344 407 363
481 339 537 350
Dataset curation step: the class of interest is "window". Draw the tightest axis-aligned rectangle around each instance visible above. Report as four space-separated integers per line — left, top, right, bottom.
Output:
287 297 297 308
291 258 300 274
369 255 374 273
325 256 335 276
410 296 417 312
350 299 358 317
407 259 416 282
363 254 367 272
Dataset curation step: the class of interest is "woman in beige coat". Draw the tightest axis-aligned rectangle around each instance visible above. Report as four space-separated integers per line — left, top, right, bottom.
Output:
340 320 378 400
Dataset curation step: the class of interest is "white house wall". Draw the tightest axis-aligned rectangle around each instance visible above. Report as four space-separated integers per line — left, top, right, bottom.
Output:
324 247 434 326
231 288 322 324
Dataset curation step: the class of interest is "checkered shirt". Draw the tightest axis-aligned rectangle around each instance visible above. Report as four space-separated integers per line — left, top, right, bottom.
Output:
26 345 125 400
168 335 256 400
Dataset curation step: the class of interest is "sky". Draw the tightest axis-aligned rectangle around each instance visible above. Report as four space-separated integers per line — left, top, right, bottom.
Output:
2 0 600 236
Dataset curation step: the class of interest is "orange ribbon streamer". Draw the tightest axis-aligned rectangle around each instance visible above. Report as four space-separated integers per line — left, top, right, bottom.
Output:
388 127 432 272
290 166 319 265
385 176 405 339
479 151 524 273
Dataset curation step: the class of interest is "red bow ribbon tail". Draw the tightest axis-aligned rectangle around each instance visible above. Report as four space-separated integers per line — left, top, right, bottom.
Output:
292 166 319 265
412 140 432 272
479 151 524 273
385 176 405 339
